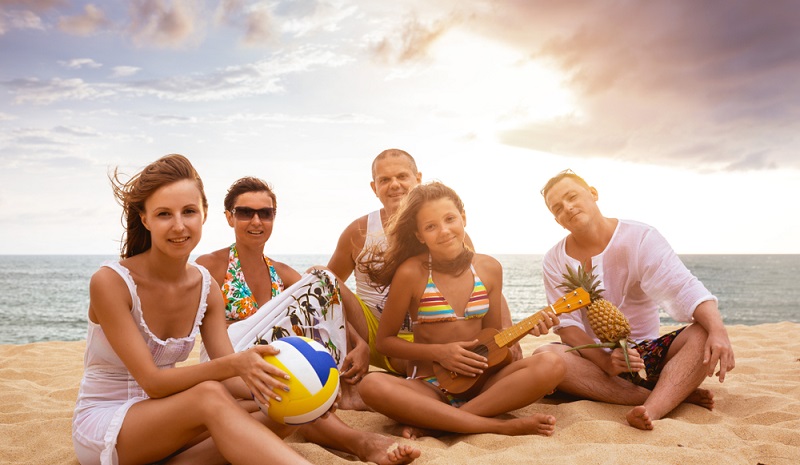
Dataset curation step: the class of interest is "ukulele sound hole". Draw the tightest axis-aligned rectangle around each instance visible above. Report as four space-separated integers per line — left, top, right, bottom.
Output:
472 345 489 357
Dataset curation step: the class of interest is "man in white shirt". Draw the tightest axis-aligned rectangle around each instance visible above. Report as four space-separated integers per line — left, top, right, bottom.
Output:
535 169 735 430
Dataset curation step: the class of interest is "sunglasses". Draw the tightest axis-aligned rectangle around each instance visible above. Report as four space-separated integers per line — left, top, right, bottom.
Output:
230 206 275 221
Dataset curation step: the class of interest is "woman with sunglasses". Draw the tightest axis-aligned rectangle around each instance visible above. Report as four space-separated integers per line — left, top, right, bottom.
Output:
196 176 420 465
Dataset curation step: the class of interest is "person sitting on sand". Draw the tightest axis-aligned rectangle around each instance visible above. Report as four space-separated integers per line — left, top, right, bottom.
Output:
327 148 522 376
357 181 564 438
533 169 736 430
196 176 420 464
72 155 418 465
72 154 315 465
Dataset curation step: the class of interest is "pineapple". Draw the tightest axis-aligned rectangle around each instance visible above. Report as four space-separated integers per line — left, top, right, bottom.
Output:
558 263 645 380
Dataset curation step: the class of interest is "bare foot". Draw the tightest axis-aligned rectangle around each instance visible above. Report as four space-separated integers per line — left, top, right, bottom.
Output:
356 435 421 464
337 383 372 411
685 388 714 410
626 406 654 430
401 424 442 439
501 413 557 437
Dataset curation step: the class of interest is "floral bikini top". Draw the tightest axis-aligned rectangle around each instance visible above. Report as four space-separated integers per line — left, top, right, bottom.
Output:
221 243 284 321
414 260 490 325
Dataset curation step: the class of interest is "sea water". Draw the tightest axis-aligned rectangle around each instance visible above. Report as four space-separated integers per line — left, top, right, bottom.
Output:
0 254 797 344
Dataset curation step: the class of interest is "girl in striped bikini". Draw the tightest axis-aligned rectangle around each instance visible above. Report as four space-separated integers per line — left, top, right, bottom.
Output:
357 181 567 438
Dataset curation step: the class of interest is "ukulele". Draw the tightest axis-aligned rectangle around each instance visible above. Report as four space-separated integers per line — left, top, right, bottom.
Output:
432 288 590 398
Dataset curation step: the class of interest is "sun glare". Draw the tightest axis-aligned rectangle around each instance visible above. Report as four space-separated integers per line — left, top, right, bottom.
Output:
426 30 578 128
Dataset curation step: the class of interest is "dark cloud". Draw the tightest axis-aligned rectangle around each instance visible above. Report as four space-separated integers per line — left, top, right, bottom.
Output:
465 0 800 171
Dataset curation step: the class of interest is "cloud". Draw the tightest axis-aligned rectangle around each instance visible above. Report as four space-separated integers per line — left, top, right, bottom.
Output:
57 3 110 36
127 0 204 48
110 66 141 78
2 45 353 104
370 14 458 63
58 58 102 69
462 0 800 171
242 6 273 45
2 77 116 105
0 9 45 34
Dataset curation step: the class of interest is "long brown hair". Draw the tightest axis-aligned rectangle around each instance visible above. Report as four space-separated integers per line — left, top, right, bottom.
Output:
111 154 208 258
362 181 473 289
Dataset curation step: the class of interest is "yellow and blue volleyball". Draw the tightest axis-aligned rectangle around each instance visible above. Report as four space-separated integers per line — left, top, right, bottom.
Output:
256 336 340 425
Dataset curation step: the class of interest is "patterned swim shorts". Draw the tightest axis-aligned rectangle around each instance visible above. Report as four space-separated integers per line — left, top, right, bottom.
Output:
621 327 686 389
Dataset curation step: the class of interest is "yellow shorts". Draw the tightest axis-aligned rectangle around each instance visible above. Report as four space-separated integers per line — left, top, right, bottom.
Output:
357 295 413 375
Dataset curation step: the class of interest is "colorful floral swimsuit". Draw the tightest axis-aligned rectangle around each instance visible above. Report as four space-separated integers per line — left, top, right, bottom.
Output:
221 243 284 321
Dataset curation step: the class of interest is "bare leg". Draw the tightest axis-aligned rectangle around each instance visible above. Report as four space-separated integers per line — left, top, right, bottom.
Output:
117 381 310 465
359 372 556 437
629 324 710 429
532 343 652 405
300 415 421 464
463 352 565 418
402 353 564 438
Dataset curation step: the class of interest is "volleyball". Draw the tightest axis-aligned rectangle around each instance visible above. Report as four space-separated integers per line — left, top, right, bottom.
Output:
255 336 340 425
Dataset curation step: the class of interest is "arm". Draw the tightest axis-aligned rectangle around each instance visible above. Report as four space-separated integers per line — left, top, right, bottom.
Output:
92 268 288 404
691 300 735 382
326 218 365 281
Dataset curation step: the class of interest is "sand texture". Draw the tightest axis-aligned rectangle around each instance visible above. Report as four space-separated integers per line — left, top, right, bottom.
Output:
2 323 799 465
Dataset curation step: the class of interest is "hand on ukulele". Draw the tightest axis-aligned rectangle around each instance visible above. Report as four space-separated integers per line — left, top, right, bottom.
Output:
437 339 488 377
527 310 560 337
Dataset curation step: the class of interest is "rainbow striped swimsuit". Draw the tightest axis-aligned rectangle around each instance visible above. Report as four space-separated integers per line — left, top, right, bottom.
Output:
415 264 490 324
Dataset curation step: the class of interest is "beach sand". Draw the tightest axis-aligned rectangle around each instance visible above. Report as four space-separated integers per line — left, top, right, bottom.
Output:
2 323 799 465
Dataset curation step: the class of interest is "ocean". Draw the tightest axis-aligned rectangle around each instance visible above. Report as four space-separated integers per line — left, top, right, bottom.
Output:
0 254 797 345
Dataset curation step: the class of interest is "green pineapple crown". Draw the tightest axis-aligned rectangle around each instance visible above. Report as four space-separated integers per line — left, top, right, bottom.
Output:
558 262 605 301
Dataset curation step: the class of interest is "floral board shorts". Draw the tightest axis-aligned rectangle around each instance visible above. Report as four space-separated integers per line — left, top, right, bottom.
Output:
620 327 686 390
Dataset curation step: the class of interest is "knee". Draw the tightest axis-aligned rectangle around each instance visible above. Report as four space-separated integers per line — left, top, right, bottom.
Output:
532 351 567 381
192 381 237 414
356 372 386 403
532 342 569 357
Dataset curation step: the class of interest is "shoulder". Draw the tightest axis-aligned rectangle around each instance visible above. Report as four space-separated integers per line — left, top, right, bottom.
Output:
543 236 567 263
90 264 125 289
194 248 229 281
394 254 428 283
270 259 301 280
473 253 502 283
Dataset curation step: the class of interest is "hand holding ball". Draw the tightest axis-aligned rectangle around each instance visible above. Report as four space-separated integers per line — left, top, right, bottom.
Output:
254 336 340 425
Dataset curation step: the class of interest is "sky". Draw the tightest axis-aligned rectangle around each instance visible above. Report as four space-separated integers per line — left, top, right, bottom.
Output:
1 0 799 256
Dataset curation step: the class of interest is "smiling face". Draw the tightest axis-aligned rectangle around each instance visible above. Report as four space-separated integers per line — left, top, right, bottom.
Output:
226 190 275 247
140 179 205 258
544 176 600 232
370 155 422 215
414 197 467 259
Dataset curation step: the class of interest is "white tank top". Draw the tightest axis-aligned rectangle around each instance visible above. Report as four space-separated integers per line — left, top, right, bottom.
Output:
354 210 412 334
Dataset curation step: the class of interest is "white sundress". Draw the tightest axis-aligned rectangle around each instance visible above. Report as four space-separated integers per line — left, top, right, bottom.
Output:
72 261 209 465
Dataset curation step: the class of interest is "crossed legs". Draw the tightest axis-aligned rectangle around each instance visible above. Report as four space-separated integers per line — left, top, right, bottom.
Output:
533 323 714 430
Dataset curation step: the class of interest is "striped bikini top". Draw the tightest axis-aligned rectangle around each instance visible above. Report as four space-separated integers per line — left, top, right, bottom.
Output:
415 261 490 325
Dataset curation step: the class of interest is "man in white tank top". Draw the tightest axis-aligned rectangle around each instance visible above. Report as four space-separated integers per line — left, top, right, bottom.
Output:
328 149 523 375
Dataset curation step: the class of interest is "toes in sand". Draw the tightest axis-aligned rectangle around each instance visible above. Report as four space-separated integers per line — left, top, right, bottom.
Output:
626 406 654 430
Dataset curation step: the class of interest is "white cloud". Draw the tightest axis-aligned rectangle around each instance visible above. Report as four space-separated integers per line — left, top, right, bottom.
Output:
127 0 205 48
58 58 102 69
110 66 141 78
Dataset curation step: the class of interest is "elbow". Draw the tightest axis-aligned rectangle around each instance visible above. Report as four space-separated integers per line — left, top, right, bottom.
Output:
139 378 170 399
